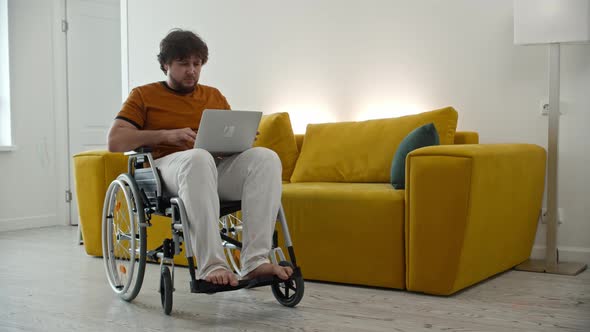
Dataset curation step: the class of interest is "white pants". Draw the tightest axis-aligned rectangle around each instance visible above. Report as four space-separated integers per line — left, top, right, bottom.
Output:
154 147 282 279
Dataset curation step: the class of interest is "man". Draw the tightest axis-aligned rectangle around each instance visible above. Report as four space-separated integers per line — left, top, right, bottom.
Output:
107 29 292 287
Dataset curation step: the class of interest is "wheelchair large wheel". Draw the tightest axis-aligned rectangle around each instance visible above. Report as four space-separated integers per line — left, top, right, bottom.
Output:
219 213 244 277
102 173 147 302
271 261 304 307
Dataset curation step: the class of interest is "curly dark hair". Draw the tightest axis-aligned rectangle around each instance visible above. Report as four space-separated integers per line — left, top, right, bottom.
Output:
157 29 209 74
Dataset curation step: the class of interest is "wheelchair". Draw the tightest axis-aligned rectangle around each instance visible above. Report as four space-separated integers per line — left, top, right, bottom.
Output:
101 148 304 315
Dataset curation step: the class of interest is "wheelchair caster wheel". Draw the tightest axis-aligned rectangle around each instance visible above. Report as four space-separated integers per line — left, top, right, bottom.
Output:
160 266 173 315
271 261 304 307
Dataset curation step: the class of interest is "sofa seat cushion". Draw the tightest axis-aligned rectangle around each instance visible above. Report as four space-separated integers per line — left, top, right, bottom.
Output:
290 107 458 183
280 182 406 289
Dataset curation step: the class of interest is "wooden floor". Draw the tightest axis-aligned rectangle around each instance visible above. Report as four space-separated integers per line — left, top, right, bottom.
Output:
0 226 588 332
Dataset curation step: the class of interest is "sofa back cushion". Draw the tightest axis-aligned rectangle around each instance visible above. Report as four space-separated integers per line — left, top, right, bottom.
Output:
295 134 304 152
253 112 299 182
290 107 458 183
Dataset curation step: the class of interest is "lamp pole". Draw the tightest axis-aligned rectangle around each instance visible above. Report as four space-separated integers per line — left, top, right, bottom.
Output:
516 43 587 275
545 43 559 272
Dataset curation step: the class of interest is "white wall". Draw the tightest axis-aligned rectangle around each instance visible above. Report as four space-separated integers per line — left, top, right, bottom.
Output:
126 0 590 263
0 0 66 231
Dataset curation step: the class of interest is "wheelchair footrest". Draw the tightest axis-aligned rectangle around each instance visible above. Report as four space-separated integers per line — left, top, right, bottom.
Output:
191 267 301 294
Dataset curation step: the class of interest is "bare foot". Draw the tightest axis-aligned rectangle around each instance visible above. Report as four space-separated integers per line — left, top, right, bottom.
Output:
205 268 239 286
245 263 293 281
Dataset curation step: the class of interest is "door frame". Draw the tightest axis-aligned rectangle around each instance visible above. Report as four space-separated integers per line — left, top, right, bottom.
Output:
52 0 129 226
121 0 129 99
52 0 70 225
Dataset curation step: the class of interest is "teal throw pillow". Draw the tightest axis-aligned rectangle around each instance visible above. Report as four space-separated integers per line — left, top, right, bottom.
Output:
390 123 440 189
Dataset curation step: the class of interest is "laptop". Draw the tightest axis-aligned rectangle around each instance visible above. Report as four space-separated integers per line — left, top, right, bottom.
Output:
194 109 262 155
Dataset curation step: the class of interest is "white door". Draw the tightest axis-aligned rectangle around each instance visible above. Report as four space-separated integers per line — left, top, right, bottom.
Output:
66 0 121 225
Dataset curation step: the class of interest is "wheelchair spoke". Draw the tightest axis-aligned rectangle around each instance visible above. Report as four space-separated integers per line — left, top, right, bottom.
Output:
116 231 134 241
115 191 131 229
113 228 132 258
115 241 131 259
220 212 245 276
286 280 296 293
116 213 131 233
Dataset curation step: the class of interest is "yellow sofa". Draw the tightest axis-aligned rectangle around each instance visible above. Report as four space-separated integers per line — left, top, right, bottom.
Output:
74 107 546 295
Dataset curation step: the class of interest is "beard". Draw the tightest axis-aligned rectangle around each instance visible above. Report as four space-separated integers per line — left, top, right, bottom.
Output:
168 75 197 94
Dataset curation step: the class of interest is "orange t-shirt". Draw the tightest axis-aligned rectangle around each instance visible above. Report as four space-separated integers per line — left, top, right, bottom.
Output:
116 82 231 159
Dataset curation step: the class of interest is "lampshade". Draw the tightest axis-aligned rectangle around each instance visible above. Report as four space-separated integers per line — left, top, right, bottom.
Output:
514 0 590 45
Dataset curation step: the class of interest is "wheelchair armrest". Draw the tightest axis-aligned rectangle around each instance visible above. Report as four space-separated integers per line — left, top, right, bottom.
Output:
124 146 153 156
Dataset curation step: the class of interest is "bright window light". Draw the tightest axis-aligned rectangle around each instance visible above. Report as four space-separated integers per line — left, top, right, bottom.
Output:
0 0 12 147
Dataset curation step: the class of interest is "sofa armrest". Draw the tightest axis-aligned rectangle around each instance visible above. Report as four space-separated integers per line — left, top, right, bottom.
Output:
404 144 546 295
454 131 479 144
73 150 128 256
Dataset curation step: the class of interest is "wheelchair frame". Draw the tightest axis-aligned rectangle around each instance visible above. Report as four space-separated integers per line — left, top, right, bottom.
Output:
101 148 304 315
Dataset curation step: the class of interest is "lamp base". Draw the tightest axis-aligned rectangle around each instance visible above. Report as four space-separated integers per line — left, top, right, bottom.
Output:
515 259 587 275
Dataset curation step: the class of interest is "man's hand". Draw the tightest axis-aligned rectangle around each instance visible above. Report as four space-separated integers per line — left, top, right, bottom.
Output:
163 128 197 148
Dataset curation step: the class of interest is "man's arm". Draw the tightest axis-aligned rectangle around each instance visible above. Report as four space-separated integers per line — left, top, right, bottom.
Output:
107 119 196 152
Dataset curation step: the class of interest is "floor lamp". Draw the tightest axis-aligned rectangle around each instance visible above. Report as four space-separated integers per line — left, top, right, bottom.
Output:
513 0 588 275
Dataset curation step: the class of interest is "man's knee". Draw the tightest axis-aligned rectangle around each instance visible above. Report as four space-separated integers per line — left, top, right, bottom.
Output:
179 148 216 173
250 147 281 171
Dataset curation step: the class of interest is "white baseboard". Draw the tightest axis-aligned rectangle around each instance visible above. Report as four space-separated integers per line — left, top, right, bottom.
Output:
0 214 60 232
530 245 590 266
